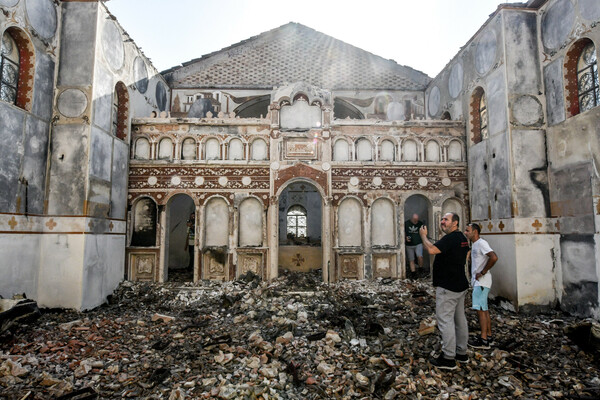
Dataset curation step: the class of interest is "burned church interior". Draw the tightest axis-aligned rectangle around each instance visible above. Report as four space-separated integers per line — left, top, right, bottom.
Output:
1 0 600 397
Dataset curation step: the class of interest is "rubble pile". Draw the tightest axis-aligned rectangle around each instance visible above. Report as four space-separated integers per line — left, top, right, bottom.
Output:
1 271 599 399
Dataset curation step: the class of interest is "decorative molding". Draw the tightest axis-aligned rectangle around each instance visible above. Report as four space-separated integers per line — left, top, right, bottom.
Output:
0 214 126 235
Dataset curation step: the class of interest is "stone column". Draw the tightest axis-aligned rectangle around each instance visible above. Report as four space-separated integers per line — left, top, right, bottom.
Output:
397 199 406 278
322 197 332 282
230 205 239 279
267 196 279 280
158 205 167 282
364 203 372 280
196 204 205 280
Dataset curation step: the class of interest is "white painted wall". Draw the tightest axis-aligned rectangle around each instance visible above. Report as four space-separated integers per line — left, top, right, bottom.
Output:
515 234 559 306
37 234 85 309
81 235 125 310
0 234 41 299
483 234 518 303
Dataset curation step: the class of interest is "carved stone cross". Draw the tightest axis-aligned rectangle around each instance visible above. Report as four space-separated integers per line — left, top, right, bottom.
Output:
292 253 304 267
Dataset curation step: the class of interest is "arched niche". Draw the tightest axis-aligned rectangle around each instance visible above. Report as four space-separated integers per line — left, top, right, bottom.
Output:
425 140 440 162
333 139 350 161
402 140 418 161
158 138 173 160
134 137 150 160
251 138 268 160
205 197 229 246
356 138 373 161
131 197 157 246
228 138 244 160
181 138 197 160
239 197 263 247
371 198 395 246
380 139 395 161
205 138 220 160
448 140 463 161
338 197 362 247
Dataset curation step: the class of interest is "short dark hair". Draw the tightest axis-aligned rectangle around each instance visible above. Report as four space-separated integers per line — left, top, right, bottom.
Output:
467 222 481 234
450 212 459 224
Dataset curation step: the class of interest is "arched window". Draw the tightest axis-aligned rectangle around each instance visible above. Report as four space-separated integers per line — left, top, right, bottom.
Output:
1 31 19 105
181 138 196 160
479 94 488 139
111 82 129 140
577 42 599 112
380 140 395 161
287 205 307 238
470 87 487 144
1 28 35 111
565 39 599 117
333 139 349 161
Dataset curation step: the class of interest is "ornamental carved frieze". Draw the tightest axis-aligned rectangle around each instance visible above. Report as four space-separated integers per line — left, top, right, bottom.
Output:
129 166 270 177
273 163 329 196
129 176 270 191
330 167 466 192
128 166 271 192
331 167 465 178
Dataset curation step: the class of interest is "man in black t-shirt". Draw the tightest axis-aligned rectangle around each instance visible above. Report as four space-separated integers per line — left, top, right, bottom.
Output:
404 214 424 278
419 212 469 370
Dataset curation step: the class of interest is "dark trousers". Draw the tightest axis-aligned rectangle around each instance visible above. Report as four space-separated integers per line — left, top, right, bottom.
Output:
188 246 194 270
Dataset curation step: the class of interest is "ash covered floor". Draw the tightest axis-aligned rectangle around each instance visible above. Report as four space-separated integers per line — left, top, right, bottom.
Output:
1 272 599 399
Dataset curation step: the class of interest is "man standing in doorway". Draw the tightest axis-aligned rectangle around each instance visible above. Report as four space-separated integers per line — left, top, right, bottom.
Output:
419 212 470 370
185 212 196 272
405 213 424 278
465 222 498 349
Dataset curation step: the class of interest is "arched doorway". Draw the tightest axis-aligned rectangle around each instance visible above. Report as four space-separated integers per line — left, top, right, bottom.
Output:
165 193 195 282
404 194 433 277
278 181 323 275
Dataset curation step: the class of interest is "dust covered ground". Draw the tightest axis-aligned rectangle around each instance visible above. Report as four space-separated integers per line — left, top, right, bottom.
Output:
1 271 599 399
